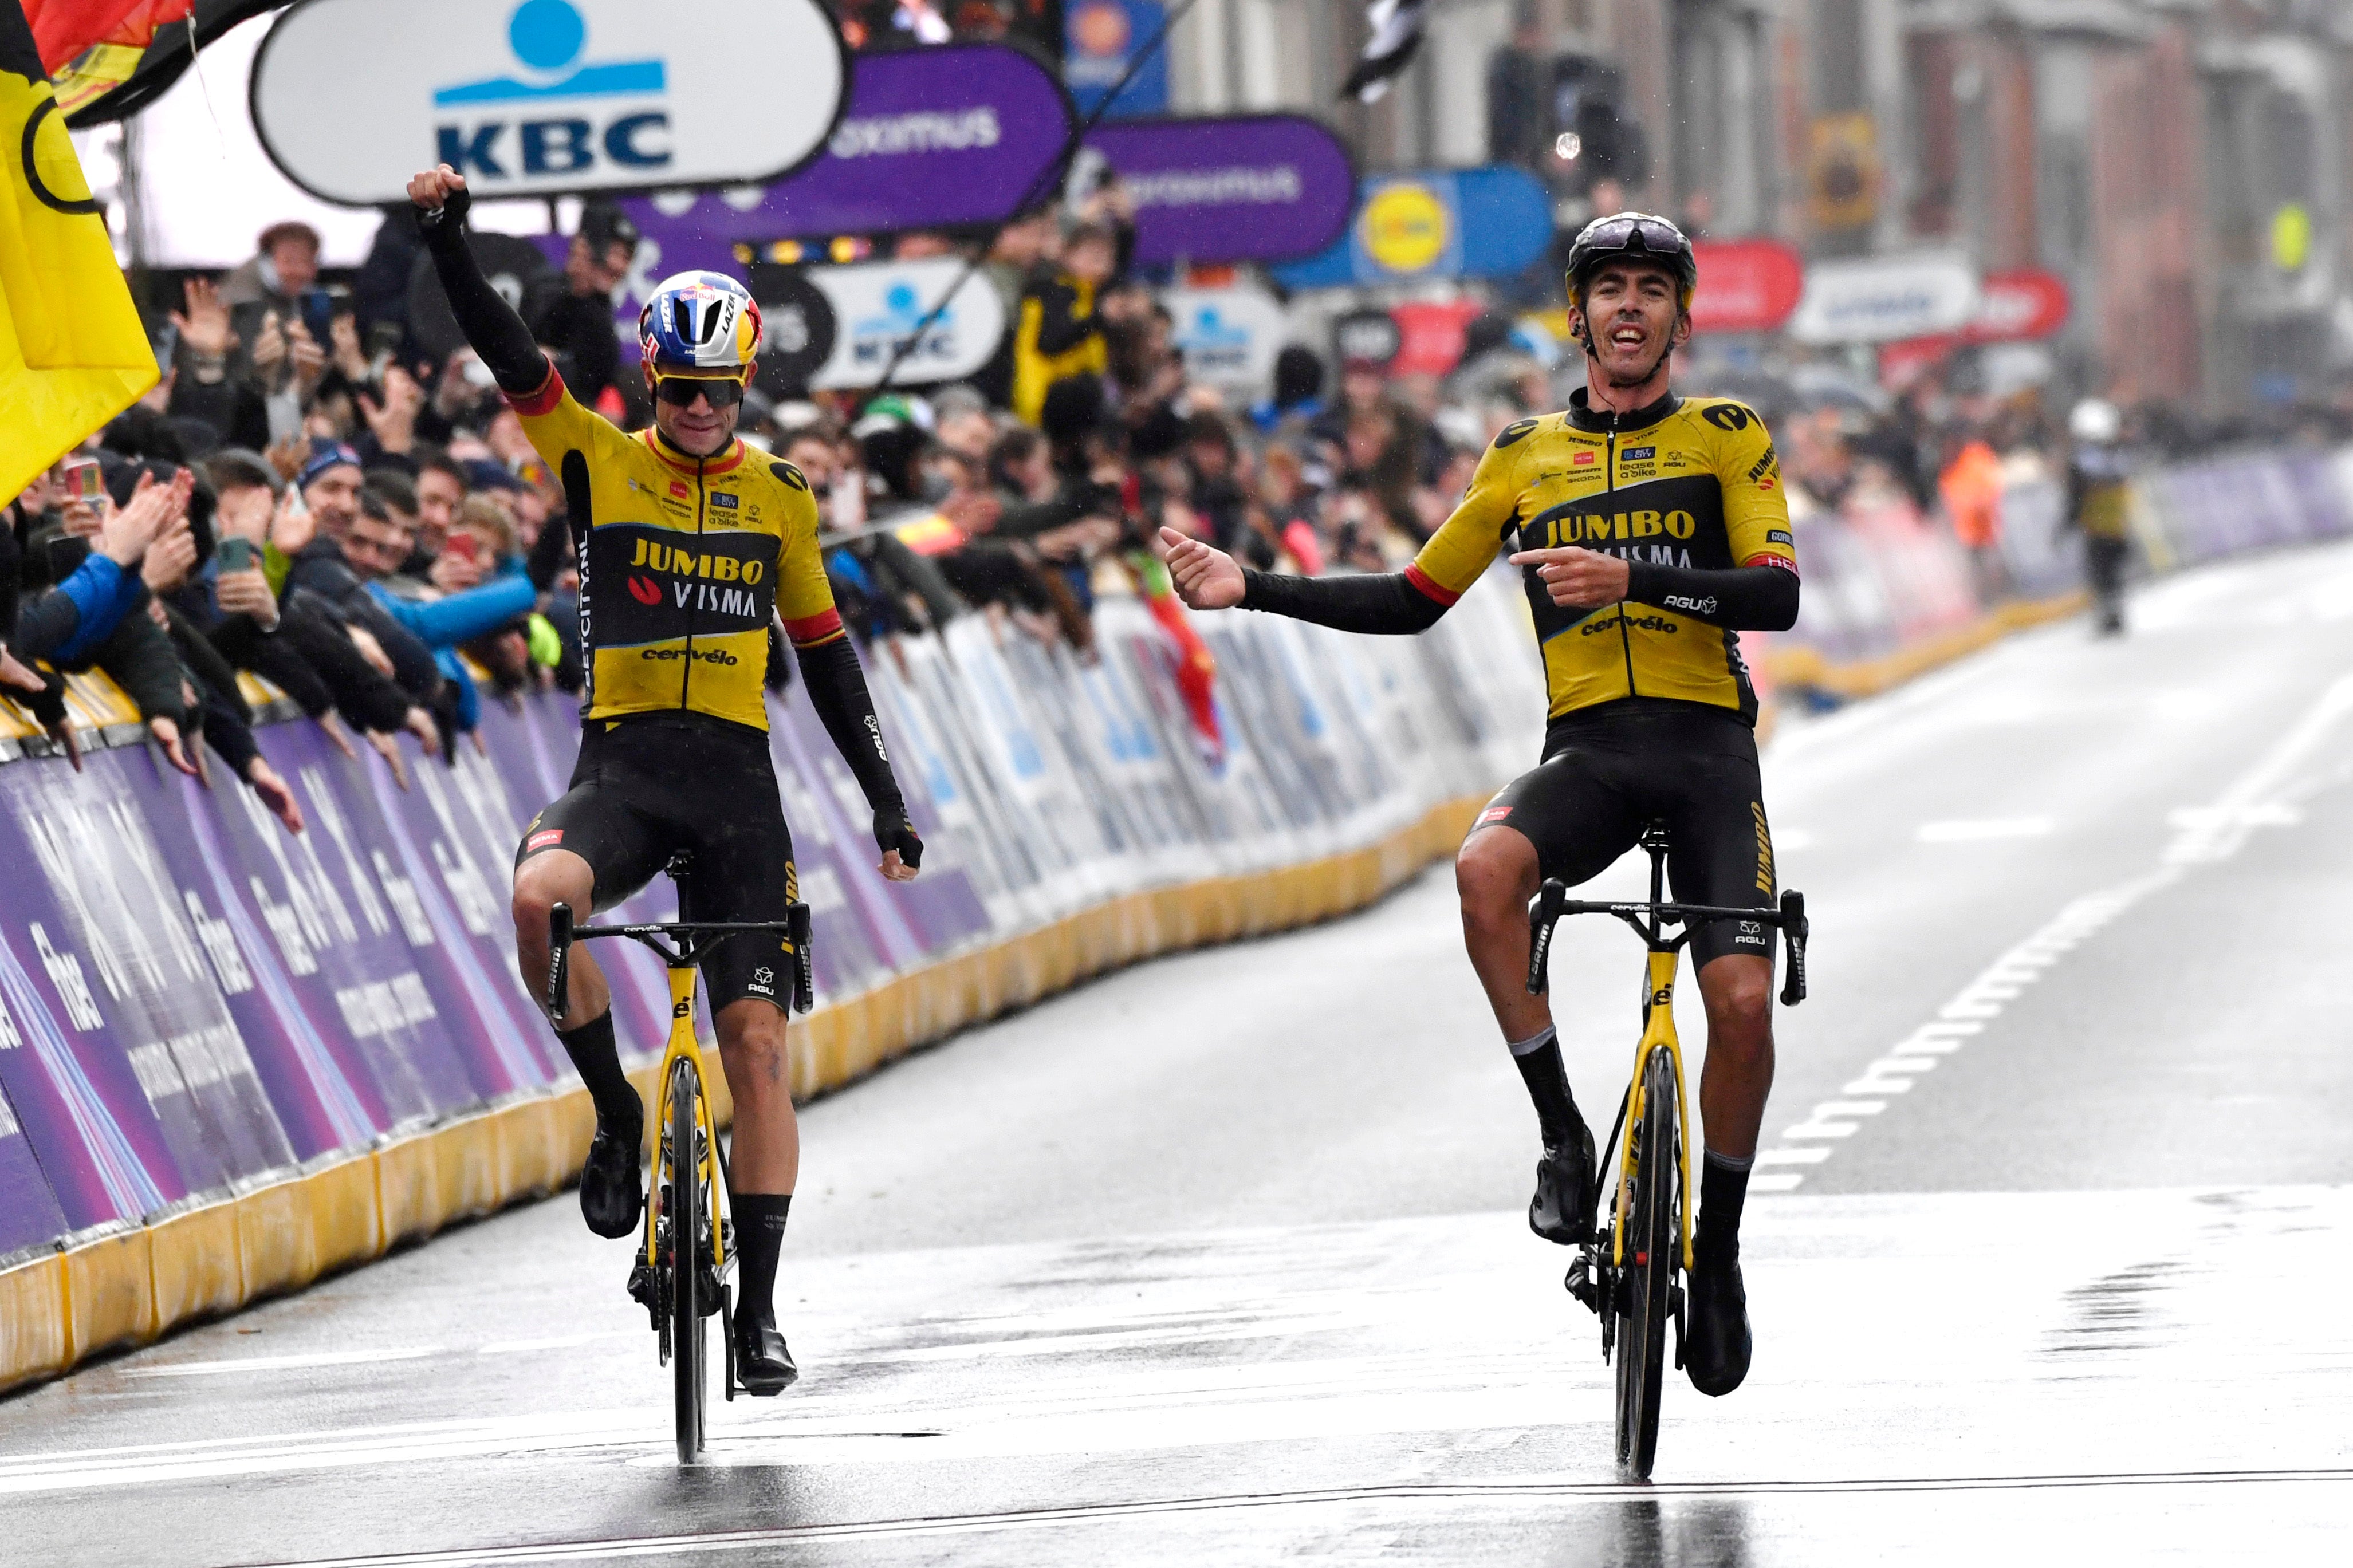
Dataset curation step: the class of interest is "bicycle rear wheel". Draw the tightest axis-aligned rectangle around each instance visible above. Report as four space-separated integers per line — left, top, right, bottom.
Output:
1614 1045 1681 1479
668 1061 706 1463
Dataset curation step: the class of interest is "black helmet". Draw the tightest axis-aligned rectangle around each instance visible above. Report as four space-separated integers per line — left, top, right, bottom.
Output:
1563 212 1697 308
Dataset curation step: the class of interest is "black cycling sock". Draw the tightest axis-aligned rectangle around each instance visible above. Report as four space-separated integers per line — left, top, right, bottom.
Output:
733 1193 792 1320
1508 1027 1585 1148
555 1012 640 1134
1695 1149 1752 1268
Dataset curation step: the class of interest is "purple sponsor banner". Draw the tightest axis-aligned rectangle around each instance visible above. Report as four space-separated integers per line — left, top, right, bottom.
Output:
359 738 562 1098
1 746 300 1196
750 696 892 998
135 757 377 1164
1084 115 1355 268
845 678 994 956
247 727 515 1117
0 1077 69 1259
0 760 204 1224
618 44 1075 277
470 693 678 1063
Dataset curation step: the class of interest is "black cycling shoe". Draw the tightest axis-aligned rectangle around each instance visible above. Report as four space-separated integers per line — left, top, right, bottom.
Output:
733 1306 798 1396
578 1118 644 1240
1528 1123 1599 1244
1685 1253 1752 1397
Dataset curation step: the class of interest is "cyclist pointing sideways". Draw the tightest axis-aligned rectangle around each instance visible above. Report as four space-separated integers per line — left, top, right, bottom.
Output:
408 166 923 1395
1161 215 1796 1397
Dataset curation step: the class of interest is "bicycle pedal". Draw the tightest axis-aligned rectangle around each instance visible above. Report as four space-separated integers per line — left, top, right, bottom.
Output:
1565 1253 1602 1315
627 1260 662 1329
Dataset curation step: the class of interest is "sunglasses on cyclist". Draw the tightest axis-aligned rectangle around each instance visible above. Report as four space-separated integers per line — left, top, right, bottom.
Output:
651 371 749 409
1581 216 1687 256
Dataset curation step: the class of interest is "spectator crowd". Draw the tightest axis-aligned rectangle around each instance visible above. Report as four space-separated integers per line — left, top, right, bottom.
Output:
9 137 2268 834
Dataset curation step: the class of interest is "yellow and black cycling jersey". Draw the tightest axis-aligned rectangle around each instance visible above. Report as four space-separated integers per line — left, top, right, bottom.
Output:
1408 391 1798 726
509 368 845 733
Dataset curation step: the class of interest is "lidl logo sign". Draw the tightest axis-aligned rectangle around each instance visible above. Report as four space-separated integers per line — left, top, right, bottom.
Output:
1358 180 1453 277
253 0 847 204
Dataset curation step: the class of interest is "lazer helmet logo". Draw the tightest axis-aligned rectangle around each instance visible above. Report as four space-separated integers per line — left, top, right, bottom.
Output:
628 575 662 605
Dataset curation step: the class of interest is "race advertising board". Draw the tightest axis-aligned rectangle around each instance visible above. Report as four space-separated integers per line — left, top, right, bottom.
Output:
1270 166 1552 290
619 43 1075 275
1085 115 1354 268
252 0 848 204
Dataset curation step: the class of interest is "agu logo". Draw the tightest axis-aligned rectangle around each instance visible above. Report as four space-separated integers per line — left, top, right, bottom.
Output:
1359 182 1450 275
434 0 672 179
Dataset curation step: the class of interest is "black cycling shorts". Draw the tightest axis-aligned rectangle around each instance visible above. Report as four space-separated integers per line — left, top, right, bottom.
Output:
1471 700 1777 970
517 714 797 1012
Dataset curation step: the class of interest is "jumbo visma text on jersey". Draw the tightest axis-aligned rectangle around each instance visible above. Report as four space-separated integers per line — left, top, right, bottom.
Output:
1407 395 1797 726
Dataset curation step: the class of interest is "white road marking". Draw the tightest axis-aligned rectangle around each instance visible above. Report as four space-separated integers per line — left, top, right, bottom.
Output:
1758 671 2353 1192
125 1348 444 1379
239 1469 2353 1565
1915 817 2055 843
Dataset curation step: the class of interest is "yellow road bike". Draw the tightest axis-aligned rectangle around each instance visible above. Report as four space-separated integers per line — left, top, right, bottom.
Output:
545 900 812 1463
1525 825 1807 1479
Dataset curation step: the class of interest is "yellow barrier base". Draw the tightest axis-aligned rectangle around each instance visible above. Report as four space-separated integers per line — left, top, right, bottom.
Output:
0 793 1485 1395
1765 593 2090 702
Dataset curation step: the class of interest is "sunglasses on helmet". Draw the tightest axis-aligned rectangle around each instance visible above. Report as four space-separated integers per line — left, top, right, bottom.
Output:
1581 216 1688 256
651 370 750 409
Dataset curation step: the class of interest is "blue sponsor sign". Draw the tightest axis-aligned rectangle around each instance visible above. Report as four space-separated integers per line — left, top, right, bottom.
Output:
1270 165 1556 290
1065 0 1168 119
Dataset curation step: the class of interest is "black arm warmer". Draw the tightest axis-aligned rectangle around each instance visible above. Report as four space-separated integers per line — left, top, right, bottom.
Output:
1623 561 1801 631
1239 568 1449 636
794 636 904 814
418 191 550 397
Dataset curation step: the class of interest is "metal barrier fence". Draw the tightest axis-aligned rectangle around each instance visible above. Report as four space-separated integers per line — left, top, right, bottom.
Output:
0 571 1542 1390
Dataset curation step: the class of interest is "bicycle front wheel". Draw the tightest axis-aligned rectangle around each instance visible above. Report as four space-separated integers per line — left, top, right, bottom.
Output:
668 1060 706 1463
1614 1045 1681 1479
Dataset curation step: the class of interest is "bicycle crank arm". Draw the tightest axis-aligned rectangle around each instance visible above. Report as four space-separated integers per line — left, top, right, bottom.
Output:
1778 890 1809 1006
546 903 574 1021
1525 878 1568 994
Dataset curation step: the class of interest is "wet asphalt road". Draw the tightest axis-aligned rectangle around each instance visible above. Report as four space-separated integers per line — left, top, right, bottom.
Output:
7 542 2353 1566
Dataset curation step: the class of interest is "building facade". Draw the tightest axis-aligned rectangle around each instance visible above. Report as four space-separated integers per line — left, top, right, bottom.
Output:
1160 0 2353 413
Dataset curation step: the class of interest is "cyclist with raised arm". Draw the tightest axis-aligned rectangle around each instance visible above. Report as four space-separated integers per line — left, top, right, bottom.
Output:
1160 215 1796 1397
408 166 924 1395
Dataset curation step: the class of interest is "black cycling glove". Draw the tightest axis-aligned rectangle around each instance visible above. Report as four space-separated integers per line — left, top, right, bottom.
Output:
873 809 923 869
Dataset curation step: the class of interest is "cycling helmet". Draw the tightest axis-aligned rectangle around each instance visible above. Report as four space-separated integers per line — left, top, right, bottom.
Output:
1563 212 1698 310
638 271 762 372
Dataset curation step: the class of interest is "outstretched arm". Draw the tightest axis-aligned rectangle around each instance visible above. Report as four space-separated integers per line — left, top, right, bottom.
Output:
793 626 922 882
1624 559 1799 631
408 166 547 397
1158 527 1450 635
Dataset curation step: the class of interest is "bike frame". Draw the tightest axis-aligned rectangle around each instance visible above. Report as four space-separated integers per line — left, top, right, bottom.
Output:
544 907 817 1285
1524 832 1808 1277
646 960 726 1281
1616 947 1695 1275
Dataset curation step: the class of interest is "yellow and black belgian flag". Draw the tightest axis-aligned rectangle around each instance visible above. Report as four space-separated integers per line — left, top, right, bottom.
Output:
2 2 156 499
